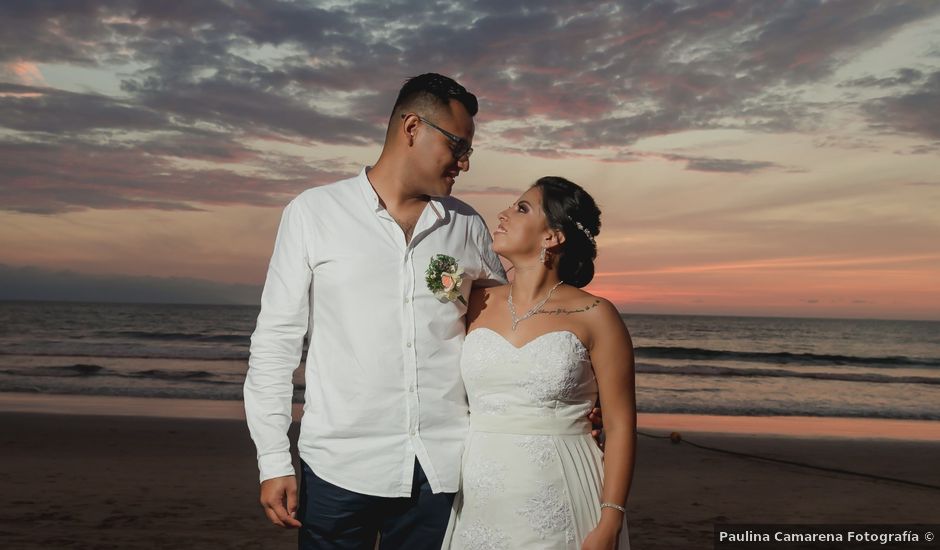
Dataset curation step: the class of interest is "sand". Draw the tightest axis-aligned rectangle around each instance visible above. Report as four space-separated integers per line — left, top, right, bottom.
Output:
1 397 939 549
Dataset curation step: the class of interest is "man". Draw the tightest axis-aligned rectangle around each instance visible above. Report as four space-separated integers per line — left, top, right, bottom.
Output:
244 73 507 549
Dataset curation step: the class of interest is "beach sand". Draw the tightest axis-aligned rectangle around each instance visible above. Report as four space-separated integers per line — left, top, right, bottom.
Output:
1 398 939 549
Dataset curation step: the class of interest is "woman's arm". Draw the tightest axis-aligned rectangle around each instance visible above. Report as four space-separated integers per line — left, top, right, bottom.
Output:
585 298 636 546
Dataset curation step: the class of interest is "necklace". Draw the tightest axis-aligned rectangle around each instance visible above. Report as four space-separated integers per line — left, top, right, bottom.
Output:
508 280 564 331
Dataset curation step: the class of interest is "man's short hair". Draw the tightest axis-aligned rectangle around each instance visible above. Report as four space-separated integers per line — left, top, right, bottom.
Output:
391 73 478 120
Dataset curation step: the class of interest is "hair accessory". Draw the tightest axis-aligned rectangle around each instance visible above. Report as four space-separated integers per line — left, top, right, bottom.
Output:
572 220 596 245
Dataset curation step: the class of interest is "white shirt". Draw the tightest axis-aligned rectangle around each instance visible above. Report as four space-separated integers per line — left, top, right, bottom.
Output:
244 167 507 496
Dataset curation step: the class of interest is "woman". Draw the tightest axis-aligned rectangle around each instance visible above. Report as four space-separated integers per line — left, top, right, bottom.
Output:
444 176 636 549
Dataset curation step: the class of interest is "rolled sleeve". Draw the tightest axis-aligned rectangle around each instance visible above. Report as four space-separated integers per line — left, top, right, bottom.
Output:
244 198 312 482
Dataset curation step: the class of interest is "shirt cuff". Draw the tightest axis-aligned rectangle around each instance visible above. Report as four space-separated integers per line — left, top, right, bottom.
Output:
258 452 295 483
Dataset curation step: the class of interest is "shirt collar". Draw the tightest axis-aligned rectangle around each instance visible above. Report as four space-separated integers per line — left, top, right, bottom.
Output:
358 167 383 213
357 166 447 220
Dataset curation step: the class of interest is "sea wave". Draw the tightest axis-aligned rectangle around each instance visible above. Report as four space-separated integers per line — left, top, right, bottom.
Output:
636 362 940 385
106 330 249 343
634 401 940 421
0 364 243 385
0 348 250 360
7 363 107 377
636 345 940 368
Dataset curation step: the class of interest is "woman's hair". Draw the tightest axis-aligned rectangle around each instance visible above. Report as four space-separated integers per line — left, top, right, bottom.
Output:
533 176 601 288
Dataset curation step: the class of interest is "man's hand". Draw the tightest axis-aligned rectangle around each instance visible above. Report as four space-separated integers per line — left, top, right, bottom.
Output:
260 475 303 528
588 406 605 450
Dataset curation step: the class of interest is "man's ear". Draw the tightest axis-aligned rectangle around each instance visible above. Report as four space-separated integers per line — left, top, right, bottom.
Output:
400 113 419 145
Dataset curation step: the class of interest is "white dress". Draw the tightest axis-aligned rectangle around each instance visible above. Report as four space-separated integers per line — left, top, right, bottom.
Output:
442 328 631 549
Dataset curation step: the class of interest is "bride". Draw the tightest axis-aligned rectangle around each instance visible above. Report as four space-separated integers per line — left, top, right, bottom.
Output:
444 176 635 549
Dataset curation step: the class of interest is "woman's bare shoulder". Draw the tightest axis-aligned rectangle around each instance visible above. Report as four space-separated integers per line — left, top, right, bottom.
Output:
469 284 509 324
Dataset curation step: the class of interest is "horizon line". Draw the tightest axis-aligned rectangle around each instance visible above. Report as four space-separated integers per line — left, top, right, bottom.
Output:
1 298 936 323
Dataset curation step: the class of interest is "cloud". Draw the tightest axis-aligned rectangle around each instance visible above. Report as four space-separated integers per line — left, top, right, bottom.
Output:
659 153 789 173
0 82 170 133
895 143 940 155
863 70 940 140
595 253 940 276
0 263 260 304
1 0 940 213
812 135 882 151
2 61 46 85
839 67 925 88
6 1 939 139
0 137 348 214
683 157 780 173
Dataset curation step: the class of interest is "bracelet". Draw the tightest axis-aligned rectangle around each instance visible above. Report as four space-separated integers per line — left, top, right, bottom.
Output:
600 502 626 513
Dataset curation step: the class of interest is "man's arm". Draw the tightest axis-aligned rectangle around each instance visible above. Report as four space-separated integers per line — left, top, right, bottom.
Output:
244 198 312 528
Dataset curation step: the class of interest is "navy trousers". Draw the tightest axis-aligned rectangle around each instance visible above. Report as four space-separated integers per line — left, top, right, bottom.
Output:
297 459 455 550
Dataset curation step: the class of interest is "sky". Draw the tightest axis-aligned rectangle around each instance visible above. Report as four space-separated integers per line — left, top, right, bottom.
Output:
1 0 939 320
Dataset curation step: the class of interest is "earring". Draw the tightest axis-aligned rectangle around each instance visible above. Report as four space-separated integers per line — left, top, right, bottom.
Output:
539 246 546 264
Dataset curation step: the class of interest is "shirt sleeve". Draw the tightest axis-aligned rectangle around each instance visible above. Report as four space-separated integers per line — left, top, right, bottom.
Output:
473 214 508 287
244 198 312 482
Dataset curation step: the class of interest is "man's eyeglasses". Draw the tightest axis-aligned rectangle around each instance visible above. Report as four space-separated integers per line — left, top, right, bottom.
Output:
401 113 473 162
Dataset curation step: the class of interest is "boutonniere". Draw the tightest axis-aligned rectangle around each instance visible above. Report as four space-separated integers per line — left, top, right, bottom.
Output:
425 254 467 306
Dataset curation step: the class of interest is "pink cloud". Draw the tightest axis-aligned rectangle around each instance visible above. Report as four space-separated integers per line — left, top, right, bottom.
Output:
594 253 940 276
603 21 667 49
5 61 46 85
787 50 825 70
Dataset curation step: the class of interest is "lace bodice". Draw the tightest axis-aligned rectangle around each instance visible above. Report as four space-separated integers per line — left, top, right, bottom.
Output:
460 328 597 421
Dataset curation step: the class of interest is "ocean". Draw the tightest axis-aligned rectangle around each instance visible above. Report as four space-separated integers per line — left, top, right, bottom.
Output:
1 301 938 420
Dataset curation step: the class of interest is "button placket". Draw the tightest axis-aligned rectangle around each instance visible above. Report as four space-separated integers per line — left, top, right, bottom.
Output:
402 249 419 439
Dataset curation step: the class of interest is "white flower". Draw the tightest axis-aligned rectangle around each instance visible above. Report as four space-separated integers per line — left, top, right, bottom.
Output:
434 269 465 305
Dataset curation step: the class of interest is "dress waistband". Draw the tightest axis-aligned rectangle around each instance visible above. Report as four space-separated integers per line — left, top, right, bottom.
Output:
469 415 591 435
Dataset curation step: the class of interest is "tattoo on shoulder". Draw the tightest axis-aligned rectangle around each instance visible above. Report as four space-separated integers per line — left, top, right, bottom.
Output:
536 299 601 316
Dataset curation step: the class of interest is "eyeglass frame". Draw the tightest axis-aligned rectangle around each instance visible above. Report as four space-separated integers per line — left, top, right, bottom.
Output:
400 113 473 162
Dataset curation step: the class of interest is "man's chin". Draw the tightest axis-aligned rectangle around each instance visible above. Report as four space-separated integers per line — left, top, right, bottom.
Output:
439 176 456 196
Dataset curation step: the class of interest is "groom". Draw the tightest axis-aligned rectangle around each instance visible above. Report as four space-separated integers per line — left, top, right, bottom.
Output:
244 73 507 549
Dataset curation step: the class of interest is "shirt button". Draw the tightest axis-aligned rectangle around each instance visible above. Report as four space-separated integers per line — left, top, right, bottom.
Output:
406 342 412 348
409 384 416 392
404 297 410 304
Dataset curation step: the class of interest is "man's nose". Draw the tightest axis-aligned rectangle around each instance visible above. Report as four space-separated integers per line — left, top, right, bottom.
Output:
457 157 470 172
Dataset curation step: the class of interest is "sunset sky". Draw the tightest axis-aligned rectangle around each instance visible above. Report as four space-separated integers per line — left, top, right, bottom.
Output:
1 1 939 320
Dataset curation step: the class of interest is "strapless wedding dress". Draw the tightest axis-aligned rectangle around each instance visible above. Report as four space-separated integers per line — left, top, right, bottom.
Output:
442 328 630 549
